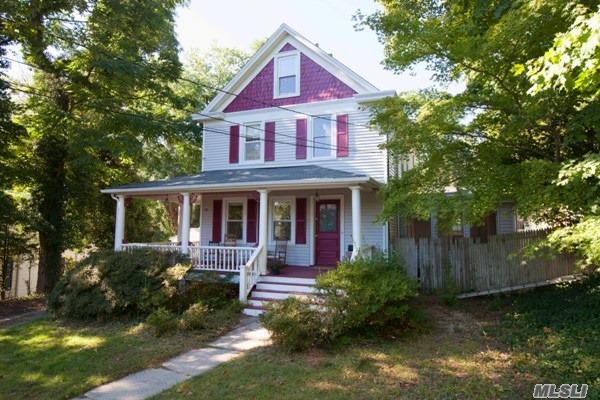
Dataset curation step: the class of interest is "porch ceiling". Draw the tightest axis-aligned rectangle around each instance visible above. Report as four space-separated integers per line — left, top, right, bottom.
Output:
100 165 379 196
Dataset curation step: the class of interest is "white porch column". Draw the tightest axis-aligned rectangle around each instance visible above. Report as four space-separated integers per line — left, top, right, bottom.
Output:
181 192 191 254
350 186 362 259
176 203 183 242
258 189 269 274
113 195 126 251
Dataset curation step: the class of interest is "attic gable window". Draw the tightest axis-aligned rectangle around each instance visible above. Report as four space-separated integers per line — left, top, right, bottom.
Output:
274 52 300 98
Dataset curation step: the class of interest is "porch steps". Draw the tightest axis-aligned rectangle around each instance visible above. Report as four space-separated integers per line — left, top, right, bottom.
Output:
242 276 318 316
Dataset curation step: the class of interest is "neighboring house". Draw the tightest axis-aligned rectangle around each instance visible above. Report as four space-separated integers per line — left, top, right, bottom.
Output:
101 24 395 313
3 255 37 298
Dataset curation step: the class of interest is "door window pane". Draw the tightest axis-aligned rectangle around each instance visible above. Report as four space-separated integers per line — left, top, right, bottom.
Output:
313 116 332 158
319 203 337 232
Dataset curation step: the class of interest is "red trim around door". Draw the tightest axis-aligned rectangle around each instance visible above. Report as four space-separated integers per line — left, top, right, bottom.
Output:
315 199 341 266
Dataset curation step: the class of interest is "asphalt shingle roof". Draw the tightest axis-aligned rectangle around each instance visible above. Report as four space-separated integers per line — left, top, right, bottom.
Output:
103 165 372 193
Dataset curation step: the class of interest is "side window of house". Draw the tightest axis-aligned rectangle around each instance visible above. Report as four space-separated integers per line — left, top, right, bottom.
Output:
244 123 261 162
313 115 334 158
275 53 299 98
273 200 292 241
226 202 243 240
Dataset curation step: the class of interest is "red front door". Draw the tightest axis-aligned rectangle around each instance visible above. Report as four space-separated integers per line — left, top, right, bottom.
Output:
315 199 340 266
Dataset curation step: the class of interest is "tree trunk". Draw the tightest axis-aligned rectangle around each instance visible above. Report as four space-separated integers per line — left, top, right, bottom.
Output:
35 134 67 294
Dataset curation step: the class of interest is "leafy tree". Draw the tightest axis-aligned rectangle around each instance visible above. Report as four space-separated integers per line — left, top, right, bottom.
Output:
0 17 32 298
360 0 600 268
4 0 190 293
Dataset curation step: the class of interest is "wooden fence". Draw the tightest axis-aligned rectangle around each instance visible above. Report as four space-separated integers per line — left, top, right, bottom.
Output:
393 229 577 296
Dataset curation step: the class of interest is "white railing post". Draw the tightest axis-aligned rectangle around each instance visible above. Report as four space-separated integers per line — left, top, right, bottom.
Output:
239 264 247 301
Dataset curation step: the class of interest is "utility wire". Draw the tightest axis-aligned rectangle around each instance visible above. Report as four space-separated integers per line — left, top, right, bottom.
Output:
6 80 385 154
0 14 380 131
5 56 385 154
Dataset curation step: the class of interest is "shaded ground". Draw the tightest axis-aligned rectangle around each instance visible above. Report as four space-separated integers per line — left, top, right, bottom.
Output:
0 296 45 319
153 276 599 400
0 314 241 400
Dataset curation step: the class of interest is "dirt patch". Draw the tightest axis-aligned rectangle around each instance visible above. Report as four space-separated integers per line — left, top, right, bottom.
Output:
0 297 46 319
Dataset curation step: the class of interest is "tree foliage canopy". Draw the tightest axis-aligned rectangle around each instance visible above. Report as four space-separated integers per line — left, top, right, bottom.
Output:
360 0 600 267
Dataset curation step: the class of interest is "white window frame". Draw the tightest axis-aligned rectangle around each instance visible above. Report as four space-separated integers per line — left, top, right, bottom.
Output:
268 196 296 244
309 114 337 160
240 121 264 164
222 197 247 243
273 51 300 99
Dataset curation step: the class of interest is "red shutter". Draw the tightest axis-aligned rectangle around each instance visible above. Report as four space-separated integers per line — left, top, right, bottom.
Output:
229 125 239 164
296 119 307 159
212 199 222 242
265 121 275 161
336 114 349 157
295 198 307 244
246 198 258 243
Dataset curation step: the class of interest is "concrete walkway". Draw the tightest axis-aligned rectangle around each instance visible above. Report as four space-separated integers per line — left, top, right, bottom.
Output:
77 318 271 400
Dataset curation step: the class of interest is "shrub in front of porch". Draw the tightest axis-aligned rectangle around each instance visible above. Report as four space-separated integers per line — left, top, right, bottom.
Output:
261 254 419 351
48 249 189 319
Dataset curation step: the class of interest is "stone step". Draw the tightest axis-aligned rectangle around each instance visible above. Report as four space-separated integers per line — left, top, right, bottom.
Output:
255 282 316 293
242 307 264 317
257 276 316 285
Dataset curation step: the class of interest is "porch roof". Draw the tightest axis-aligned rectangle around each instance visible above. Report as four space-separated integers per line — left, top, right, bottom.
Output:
101 165 379 195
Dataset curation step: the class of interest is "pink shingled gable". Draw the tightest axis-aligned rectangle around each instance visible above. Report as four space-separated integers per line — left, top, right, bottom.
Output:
223 52 357 113
279 43 296 52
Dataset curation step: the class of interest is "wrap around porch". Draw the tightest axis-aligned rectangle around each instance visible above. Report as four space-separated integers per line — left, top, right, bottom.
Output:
101 166 382 301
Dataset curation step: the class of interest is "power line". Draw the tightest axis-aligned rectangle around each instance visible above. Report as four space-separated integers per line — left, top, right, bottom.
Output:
6 80 385 154
0 14 378 130
4 56 385 155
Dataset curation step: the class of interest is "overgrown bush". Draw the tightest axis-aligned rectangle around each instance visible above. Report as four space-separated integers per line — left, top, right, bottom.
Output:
260 297 325 351
146 307 178 336
317 253 419 333
178 302 209 331
261 253 419 351
48 249 189 319
172 272 237 312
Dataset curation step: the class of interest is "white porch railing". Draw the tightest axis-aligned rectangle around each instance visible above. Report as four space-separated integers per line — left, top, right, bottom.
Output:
122 242 181 252
120 243 264 301
189 246 256 272
239 245 264 301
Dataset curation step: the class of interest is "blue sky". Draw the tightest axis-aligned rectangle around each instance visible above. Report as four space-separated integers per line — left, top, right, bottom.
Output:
176 0 462 94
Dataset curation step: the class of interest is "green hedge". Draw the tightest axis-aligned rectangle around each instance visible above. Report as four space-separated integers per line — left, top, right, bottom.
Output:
261 253 419 351
48 249 189 319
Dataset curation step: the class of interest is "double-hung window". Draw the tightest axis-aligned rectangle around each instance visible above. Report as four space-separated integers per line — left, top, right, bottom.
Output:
272 200 292 241
275 52 299 98
312 115 334 158
244 122 262 162
226 202 244 240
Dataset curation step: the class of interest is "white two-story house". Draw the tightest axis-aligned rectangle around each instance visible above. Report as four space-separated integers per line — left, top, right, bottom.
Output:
102 24 395 310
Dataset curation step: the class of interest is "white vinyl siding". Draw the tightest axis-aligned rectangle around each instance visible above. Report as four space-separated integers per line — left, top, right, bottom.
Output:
202 107 387 183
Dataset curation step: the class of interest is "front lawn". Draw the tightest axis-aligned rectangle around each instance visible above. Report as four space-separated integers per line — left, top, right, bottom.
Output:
0 315 240 400
152 276 600 400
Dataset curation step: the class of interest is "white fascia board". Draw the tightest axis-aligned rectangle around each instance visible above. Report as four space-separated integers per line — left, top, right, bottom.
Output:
100 177 380 195
194 96 361 123
354 90 397 104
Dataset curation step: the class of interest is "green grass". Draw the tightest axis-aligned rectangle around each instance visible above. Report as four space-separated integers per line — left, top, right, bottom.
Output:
0 314 240 400
152 276 600 400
